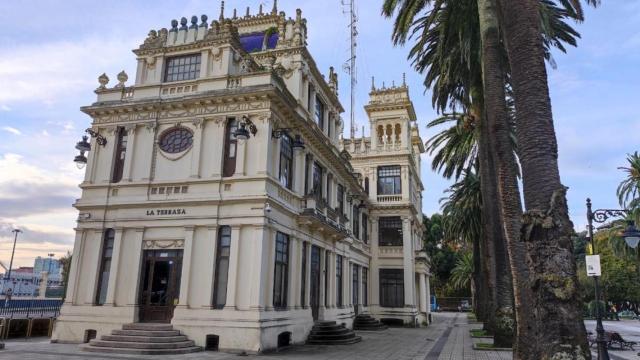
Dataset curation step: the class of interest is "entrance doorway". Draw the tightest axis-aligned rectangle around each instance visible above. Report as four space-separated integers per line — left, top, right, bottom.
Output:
310 245 321 321
138 249 183 323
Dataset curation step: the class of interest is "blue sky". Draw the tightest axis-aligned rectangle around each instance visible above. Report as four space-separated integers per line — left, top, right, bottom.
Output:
0 1 638 267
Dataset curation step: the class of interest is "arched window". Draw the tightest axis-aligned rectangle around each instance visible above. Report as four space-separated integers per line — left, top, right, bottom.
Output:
377 125 384 142
223 119 238 177
394 123 401 142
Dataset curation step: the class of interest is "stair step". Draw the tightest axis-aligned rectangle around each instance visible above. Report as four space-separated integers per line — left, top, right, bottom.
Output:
122 323 174 331
312 324 344 331
90 339 194 349
306 336 362 345
112 329 181 337
82 345 202 355
310 328 351 335
101 335 189 343
308 333 356 341
315 320 337 326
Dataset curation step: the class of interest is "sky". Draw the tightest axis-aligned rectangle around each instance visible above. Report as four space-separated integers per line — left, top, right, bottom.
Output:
0 1 638 268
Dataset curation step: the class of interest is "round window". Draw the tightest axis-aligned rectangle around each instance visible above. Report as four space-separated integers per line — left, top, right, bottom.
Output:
159 127 193 153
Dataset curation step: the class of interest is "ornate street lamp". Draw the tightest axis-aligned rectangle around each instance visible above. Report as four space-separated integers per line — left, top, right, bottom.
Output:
586 198 640 360
73 128 107 169
233 115 257 140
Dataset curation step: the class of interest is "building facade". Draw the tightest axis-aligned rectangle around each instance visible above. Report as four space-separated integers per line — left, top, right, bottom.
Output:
34 257 61 276
53 4 430 353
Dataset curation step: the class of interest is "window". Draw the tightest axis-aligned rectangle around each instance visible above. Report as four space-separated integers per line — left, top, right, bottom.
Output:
95 229 115 305
362 213 369 244
336 254 343 307
352 205 360 239
159 127 193 153
312 162 323 199
213 226 231 309
324 250 330 307
304 154 312 195
164 54 201 82
223 118 238 177
364 177 369 195
314 96 325 129
279 134 293 189
377 165 401 195
326 173 333 205
362 267 368 306
307 83 314 112
112 127 127 183
273 232 289 309
379 217 403 246
380 269 404 307
352 264 359 306
337 184 344 215
300 242 307 306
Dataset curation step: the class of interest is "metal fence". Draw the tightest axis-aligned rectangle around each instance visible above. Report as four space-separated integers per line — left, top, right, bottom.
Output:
0 299 62 319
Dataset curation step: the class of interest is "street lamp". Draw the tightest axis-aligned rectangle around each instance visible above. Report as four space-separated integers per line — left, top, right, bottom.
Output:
586 198 640 360
5 229 22 290
73 128 107 169
233 115 257 140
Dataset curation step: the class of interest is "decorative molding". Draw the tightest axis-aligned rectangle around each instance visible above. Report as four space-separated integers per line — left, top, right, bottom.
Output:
142 239 184 249
192 118 205 128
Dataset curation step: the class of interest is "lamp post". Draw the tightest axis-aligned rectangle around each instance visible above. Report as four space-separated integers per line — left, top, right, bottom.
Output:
5 229 22 289
586 198 640 360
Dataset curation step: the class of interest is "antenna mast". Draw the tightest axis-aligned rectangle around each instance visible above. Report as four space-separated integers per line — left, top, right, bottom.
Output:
342 0 357 139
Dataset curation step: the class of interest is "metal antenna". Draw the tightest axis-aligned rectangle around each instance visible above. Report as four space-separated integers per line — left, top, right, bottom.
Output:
342 0 357 140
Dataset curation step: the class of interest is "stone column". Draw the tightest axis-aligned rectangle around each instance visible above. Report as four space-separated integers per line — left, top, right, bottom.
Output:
401 165 410 200
370 217 380 307
294 149 306 195
122 125 137 182
236 138 247 176
326 251 334 308
84 136 100 184
189 118 204 178
210 117 225 177
425 275 431 314
319 248 326 312
178 226 195 307
225 225 241 309
104 228 124 306
358 265 364 309
402 218 415 306
250 226 269 310
287 236 299 309
419 273 427 313
65 229 86 305
343 256 349 307
265 228 276 310
203 226 218 307
126 228 145 307
85 229 105 305
304 242 311 308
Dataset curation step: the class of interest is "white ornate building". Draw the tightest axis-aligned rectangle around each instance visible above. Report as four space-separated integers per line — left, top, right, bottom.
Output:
53 3 430 354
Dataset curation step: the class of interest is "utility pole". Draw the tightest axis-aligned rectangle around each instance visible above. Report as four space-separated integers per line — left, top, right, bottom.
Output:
6 229 22 288
342 0 357 139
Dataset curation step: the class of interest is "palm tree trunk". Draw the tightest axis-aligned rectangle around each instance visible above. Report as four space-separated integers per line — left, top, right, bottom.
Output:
473 97 499 335
477 0 519 349
472 235 486 321
496 0 589 358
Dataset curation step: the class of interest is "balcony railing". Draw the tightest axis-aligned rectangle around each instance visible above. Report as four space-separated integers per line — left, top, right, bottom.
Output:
377 194 402 203
299 197 349 240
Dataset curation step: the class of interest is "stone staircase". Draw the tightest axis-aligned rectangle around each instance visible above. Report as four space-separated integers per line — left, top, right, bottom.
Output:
306 320 362 345
83 323 201 355
353 314 388 331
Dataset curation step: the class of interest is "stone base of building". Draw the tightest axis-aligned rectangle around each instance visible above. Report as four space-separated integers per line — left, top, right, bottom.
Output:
52 304 366 353
369 305 428 327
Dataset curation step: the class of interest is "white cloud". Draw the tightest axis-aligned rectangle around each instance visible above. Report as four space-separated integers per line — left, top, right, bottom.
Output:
0 37 137 105
0 105 10 111
2 126 21 135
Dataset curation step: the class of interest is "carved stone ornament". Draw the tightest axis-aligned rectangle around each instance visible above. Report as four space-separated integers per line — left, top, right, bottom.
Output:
140 28 168 50
142 239 185 249
115 70 128 88
97 73 109 90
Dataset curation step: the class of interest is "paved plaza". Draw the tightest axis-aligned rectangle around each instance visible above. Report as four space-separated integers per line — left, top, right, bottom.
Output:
1 314 638 359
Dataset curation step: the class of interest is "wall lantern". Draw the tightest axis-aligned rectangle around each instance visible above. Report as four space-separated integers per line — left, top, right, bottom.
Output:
622 220 640 249
73 128 107 169
233 115 258 140
272 127 305 150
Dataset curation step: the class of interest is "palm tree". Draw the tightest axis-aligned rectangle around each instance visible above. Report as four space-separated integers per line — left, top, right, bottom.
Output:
495 0 597 357
450 251 474 291
617 151 640 213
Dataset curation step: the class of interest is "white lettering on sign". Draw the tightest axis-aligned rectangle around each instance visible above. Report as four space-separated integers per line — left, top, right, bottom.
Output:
146 209 187 216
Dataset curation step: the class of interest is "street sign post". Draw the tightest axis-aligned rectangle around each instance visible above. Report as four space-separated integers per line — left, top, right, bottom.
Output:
586 255 601 277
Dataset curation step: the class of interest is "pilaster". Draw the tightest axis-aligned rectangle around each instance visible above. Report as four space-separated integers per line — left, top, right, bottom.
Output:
189 118 205 178
122 125 137 181
65 229 86 305
104 227 124 305
402 217 415 306
225 225 241 309
178 226 195 307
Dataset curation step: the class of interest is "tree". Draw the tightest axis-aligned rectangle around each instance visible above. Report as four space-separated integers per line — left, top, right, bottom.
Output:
450 251 474 292
495 0 596 357
617 151 640 213
58 251 72 300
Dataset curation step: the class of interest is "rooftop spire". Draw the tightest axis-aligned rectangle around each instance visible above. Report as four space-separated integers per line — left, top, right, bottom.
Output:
371 76 375 91
402 72 406 87
219 1 224 21
271 0 278 15
259 4 263 15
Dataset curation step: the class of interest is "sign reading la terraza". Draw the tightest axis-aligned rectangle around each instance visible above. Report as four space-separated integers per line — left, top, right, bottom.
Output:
146 209 187 216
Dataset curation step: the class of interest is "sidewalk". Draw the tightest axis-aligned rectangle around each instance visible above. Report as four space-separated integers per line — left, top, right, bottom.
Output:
0 312 513 360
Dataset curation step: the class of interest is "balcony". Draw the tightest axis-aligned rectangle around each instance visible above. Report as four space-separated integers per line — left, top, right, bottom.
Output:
377 194 402 203
298 196 349 240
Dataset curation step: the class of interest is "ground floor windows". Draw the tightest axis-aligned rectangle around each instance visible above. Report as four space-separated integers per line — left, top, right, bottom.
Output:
273 232 290 309
362 267 368 306
336 255 343 307
213 226 231 309
380 269 404 308
95 229 115 305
